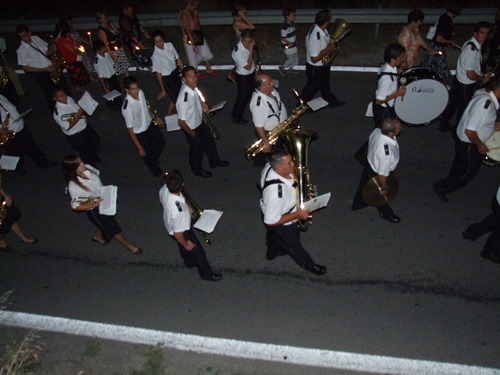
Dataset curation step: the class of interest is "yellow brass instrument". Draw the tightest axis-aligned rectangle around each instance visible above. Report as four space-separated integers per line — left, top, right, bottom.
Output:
146 100 163 127
181 187 211 245
282 125 318 231
253 45 262 77
0 70 8 89
195 88 220 140
61 112 82 123
244 89 309 160
49 35 63 84
0 110 15 147
322 18 351 66
72 196 101 205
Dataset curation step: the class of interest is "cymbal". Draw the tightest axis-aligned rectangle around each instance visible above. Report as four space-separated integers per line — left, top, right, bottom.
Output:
362 175 399 206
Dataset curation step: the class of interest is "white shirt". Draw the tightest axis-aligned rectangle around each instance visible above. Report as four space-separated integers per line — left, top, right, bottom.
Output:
457 89 499 144
0 94 24 133
176 83 202 130
260 163 297 225
456 37 482 85
17 35 51 69
68 165 102 210
375 63 398 107
53 97 87 136
305 24 329 66
94 52 115 79
152 43 179 76
159 185 191 235
121 89 152 134
367 128 400 177
250 89 288 131
231 40 255 75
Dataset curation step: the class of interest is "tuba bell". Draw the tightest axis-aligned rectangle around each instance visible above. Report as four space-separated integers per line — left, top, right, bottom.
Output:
322 18 351 66
281 125 318 231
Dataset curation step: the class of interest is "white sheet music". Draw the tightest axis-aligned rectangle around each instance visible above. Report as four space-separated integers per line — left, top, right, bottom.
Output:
99 185 117 216
13 109 32 123
193 209 223 233
302 192 331 213
165 114 180 132
0 155 20 171
102 90 121 101
78 91 99 116
307 97 328 111
209 101 227 113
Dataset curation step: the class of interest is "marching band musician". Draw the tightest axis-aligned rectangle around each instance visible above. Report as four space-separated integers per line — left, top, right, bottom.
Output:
300 10 345 109
439 21 492 132
52 88 101 167
231 29 256 125
176 66 229 178
16 24 70 113
352 118 402 223
122 75 166 177
151 29 184 116
61 154 142 254
159 169 222 281
260 149 327 276
433 79 500 203
0 94 56 175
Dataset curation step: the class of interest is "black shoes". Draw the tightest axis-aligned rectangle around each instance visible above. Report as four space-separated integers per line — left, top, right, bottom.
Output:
206 273 223 281
328 100 346 108
233 118 249 125
194 169 212 178
433 183 448 203
310 264 327 276
462 227 481 242
211 160 229 168
480 251 500 264
379 211 401 223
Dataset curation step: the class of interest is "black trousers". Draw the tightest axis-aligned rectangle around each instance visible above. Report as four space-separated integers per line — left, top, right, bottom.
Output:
464 197 500 259
6 127 51 171
176 228 214 280
66 126 101 167
300 63 339 105
232 72 254 121
105 75 123 110
182 122 220 173
352 163 394 217
434 140 483 194
440 77 476 128
86 207 121 241
163 70 182 102
136 124 165 177
265 223 317 271
34 71 70 113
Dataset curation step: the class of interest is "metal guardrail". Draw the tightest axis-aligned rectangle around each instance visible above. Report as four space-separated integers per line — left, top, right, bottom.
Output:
0 8 496 34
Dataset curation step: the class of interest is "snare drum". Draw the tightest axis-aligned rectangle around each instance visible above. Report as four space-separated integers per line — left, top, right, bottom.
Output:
483 131 500 167
394 67 449 126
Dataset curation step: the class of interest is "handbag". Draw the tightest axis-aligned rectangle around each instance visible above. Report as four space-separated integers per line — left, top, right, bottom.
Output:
191 29 205 46
426 20 438 40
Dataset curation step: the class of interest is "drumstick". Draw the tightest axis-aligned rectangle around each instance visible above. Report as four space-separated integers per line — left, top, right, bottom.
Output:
399 77 407 102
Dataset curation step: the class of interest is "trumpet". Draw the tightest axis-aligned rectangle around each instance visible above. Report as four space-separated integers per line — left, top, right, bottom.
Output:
181 187 211 244
146 100 163 127
72 196 101 205
195 88 220 140
61 112 84 123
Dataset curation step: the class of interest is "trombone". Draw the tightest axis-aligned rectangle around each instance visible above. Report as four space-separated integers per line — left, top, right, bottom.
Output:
181 187 211 244
195 88 220 140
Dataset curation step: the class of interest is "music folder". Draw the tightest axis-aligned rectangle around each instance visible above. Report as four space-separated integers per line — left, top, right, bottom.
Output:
78 91 99 116
302 192 331 213
307 97 328 111
102 90 121 101
0 155 20 171
209 101 227 113
193 209 223 234
165 114 180 132
99 185 117 216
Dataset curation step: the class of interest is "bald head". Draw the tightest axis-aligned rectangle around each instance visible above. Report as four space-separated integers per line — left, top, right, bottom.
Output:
255 74 274 95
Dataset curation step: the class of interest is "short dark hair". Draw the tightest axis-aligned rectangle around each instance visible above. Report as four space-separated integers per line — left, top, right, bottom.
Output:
407 9 424 24
283 8 296 19
315 10 330 27
446 2 462 16
124 76 138 89
151 29 165 42
231 1 247 17
473 21 491 33
16 24 29 35
162 169 184 193
92 40 105 53
485 78 500 93
181 65 196 77
381 118 400 135
240 29 254 39
384 43 405 63
269 149 290 170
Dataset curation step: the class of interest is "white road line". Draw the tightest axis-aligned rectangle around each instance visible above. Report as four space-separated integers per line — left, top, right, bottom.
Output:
0 311 498 375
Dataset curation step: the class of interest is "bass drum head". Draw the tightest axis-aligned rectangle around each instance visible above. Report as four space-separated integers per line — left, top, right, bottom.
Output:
394 79 448 126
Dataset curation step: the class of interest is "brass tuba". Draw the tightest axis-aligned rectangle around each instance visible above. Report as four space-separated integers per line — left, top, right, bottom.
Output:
181 187 212 245
244 89 309 160
0 110 15 147
322 18 351 66
281 125 318 231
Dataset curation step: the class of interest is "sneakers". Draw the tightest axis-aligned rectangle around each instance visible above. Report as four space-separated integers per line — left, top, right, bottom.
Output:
279 66 286 77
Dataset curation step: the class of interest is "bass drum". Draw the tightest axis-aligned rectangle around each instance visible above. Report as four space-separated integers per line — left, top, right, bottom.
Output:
394 67 449 126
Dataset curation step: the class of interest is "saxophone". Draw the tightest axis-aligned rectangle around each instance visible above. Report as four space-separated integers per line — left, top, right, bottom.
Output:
49 35 63 84
181 187 211 245
146 100 163 127
244 89 309 160
0 110 15 147
281 126 318 231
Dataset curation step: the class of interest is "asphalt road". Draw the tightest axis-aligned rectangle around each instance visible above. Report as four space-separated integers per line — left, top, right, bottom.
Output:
0 68 499 373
